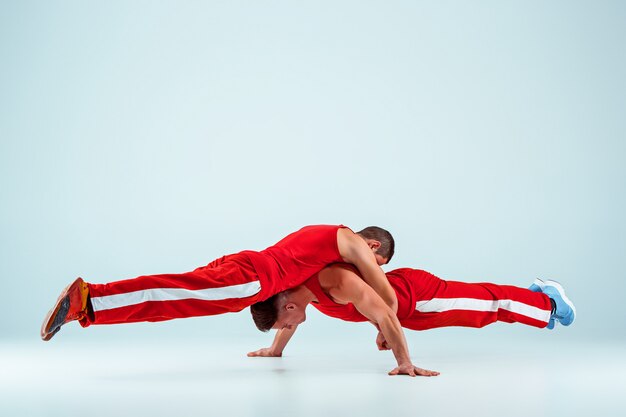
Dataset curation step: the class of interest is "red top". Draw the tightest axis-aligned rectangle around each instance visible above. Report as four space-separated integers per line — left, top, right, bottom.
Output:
241 224 349 299
306 266 444 321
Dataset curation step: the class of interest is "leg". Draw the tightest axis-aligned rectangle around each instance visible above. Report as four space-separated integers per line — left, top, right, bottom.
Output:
85 254 260 325
402 279 552 331
41 253 261 339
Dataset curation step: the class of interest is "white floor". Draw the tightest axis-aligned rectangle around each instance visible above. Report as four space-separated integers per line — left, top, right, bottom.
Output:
1 331 624 417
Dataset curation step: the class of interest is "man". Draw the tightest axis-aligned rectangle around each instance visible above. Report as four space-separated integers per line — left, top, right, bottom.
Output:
247 264 576 375
40 225 399 341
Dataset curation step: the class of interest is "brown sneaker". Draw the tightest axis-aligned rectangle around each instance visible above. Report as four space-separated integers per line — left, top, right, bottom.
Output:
40 278 90 341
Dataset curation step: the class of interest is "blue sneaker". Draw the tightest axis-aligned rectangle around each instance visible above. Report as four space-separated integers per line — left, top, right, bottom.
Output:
541 280 576 326
528 278 545 293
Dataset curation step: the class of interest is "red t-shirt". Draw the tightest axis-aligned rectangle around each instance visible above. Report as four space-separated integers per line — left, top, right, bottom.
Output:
306 266 443 321
242 224 349 299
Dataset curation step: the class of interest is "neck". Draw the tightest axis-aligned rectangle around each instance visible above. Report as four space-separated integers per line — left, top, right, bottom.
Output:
290 285 317 305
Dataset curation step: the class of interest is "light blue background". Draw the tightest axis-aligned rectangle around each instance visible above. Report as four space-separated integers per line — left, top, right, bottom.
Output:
1 0 625 346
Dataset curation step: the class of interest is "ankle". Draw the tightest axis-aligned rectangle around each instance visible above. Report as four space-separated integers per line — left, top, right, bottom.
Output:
549 298 556 315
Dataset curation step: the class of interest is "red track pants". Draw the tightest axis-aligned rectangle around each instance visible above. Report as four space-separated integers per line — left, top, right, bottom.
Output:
399 274 552 330
80 254 261 326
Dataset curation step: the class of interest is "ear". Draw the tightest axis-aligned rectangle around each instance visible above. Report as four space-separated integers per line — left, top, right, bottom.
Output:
367 239 382 252
285 302 297 311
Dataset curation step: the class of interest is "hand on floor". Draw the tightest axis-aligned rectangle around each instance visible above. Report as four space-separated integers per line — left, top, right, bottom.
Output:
388 362 440 377
247 348 282 357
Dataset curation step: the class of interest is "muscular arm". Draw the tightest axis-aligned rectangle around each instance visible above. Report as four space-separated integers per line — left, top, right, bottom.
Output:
337 228 399 314
322 267 438 377
247 326 298 357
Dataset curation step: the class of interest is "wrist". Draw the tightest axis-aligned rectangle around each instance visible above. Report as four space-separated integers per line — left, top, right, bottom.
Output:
397 360 413 367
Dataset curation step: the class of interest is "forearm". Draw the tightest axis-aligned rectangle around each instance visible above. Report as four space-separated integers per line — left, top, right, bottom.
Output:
270 327 297 354
377 314 411 365
378 286 399 315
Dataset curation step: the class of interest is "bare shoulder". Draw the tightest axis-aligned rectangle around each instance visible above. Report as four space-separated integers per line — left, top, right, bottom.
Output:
319 264 349 287
336 227 358 246
319 264 366 303
336 228 369 261
319 263 360 284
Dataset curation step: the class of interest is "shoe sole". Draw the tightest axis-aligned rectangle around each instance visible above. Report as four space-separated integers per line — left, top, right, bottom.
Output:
543 279 577 325
41 326 60 342
40 278 85 341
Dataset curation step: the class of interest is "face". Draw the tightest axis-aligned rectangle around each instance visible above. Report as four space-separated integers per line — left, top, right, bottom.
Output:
374 253 389 265
272 303 306 330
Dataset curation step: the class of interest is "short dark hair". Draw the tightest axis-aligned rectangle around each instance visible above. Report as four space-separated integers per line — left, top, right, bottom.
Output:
356 226 395 261
250 295 279 332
